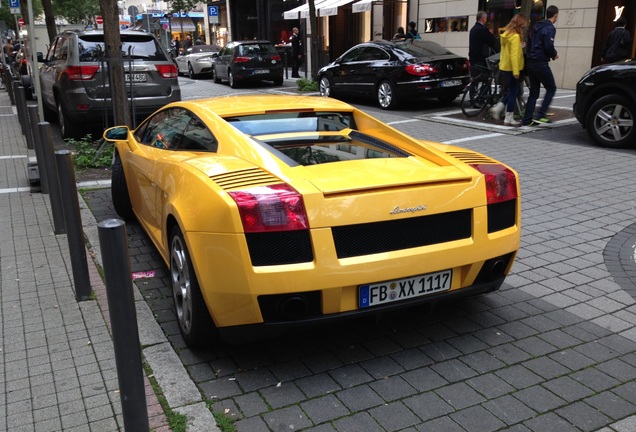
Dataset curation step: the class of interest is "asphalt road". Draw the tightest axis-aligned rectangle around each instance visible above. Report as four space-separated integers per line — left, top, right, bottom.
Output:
82 76 636 432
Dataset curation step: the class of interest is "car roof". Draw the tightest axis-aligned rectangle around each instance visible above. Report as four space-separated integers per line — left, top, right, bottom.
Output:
173 95 355 117
57 29 155 38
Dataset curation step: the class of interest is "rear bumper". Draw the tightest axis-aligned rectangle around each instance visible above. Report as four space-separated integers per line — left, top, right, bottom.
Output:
396 77 469 99
233 66 284 82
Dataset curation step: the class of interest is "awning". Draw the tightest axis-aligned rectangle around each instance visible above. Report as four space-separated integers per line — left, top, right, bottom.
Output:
319 0 356 17
170 18 196 32
283 0 336 20
352 0 373 13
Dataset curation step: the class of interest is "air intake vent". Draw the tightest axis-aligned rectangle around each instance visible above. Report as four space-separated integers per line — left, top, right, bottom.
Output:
211 168 281 191
446 151 497 164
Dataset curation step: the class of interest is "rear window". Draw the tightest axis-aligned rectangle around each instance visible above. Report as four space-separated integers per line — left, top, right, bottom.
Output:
78 34 167 62
238 43 276 56
393 41 454 58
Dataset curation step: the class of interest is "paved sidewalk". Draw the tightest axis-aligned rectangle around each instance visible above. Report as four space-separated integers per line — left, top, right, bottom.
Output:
0 90 174 431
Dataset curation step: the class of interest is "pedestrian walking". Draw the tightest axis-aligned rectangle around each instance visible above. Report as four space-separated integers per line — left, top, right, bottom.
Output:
521 5 559 126
469 11 497 79
290 27 303 78
601 17 632 64
490 13 527 126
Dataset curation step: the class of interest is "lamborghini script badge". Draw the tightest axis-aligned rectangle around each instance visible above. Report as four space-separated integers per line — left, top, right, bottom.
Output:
390 205 427 215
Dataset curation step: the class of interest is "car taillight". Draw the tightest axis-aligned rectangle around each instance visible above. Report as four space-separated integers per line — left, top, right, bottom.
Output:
156 64 178 78
272 54 282 61
65 65 99 80
471 164 518 204
228 184 309 233
234 56 250 63
462 59 470 71
406 63 438 76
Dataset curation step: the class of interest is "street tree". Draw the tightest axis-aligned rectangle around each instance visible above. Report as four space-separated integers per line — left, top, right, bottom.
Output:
169 0 199 41
54 0 100 24
306 0 318 79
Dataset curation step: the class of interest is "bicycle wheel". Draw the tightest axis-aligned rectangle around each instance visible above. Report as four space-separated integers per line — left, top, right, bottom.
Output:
461 78 492 117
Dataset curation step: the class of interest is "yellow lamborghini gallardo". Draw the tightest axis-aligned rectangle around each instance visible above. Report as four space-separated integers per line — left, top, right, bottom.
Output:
103 95 521 347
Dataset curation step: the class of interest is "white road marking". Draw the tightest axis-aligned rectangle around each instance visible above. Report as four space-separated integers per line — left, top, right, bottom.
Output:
443 133 504 144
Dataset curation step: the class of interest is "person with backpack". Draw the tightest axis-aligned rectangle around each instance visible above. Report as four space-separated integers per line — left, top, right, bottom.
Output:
521 5 559 126
601 17 632 63
406 22 421 40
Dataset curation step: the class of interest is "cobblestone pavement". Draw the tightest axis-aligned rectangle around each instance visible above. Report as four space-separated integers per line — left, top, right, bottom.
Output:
81 95 636 432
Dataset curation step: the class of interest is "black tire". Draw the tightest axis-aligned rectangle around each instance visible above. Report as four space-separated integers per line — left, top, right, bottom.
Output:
460 79 491 117
212 67 222 83
377 80 399 109
111 153 135 221
585 94 636 149
57 98 81 139
188 63 197 79
229 70 239 88
319 75 332 97
170 225 217 348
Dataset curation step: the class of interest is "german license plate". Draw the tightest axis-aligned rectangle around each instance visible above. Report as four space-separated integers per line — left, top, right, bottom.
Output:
253 69 269 74
125 73 147 82
441 79 462 87
359 269 452 308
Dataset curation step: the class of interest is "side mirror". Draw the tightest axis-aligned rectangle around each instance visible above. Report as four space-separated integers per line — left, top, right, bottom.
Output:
103 126 130 141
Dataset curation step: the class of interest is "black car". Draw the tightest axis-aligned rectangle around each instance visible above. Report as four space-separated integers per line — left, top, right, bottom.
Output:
574 60 636 148
212 40 284 88
317 40 470 109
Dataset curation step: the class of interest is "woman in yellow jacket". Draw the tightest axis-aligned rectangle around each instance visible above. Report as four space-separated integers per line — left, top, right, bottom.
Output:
490 13 528 126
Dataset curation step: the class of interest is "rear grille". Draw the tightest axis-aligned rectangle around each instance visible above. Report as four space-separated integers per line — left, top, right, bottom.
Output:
332 209 472 259
246 230 313 266
488 199 516 233
210 168 281 190
446 151 497 164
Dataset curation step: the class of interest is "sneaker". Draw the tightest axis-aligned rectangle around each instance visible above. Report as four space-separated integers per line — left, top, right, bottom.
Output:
533 117 552 125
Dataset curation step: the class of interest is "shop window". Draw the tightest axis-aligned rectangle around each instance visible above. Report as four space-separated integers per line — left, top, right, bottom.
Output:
424 16 468 33
478 0 546 36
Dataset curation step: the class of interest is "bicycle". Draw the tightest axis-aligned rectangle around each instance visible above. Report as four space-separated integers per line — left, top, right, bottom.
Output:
461 53 526 119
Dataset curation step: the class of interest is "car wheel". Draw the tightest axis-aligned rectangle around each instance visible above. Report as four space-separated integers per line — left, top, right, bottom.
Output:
377 80 399 109
111 153 135 221
586 94 635 148
188 63 197 79
229 70 238 88
57 98 80 139
170 225 217 348
319 75 332 97
212 67 222 83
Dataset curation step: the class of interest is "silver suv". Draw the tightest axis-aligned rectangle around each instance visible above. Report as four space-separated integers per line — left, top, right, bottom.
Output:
39 30 181 138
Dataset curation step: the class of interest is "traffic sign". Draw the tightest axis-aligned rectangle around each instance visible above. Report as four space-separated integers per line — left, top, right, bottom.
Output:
9 0 20 14
208 6 219 24
95 16 104 25
18 17 24 26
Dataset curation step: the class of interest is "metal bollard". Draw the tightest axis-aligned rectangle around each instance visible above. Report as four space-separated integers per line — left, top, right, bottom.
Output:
284 51 289 79
97 219 150 432
28 105 48 194
38 122 66 234
13 82 29 140
55 150 91 301
5 68 15 105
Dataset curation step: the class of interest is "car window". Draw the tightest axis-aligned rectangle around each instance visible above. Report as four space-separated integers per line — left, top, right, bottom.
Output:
45 38 58 61
78 34 167 62
358 47 390 61
226 111 354 135
394 41 454 58
340 46 366 63
136 108 190 149
239 43 275 56
54 36 69 61
178 114 218 151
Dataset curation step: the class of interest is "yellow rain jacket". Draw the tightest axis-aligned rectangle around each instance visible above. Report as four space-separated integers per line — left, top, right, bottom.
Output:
499 31 524 76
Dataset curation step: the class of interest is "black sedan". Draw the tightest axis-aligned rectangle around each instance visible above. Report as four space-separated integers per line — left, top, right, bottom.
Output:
573 59 636 148
317 40 470 109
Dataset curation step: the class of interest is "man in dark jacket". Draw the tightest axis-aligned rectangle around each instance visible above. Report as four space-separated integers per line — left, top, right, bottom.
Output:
469 11 496 78
522 5 559 126
601 17 632 63
290 27 303 78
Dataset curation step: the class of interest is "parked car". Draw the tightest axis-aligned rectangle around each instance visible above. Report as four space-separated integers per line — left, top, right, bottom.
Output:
103 94 521 347
38 30 181 138
573 59 636 148
12 46 43 100
175 44 220 79
317 40 470 109
211 40 284 88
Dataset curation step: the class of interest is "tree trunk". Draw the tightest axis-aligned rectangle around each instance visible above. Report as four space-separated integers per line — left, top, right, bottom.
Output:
41 0 57 43
307 0 319 79
100 0 130 127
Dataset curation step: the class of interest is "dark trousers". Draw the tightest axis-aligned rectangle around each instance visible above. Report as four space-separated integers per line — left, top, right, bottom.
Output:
522 61 557 124
291 52 301 77
500 70 520 112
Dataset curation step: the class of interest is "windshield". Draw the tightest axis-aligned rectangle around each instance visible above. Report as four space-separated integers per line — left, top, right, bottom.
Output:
78 34 168 62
